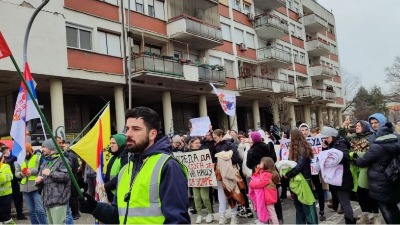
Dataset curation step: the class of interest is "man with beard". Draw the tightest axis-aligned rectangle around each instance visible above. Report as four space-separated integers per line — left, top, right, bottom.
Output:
78 106 190 224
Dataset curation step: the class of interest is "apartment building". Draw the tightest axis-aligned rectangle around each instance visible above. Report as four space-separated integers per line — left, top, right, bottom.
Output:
0 0 344 139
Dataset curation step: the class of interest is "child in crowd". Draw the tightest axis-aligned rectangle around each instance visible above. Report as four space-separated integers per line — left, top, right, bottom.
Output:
249 157 280 225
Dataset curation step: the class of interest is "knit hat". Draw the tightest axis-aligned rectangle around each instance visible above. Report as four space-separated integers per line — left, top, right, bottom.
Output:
111 133 127 149
250 131 262 143
320 126 338 138
42 139 56 150
26 143 33 154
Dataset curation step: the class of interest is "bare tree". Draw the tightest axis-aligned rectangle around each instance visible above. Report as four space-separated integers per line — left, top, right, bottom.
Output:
385 56 400 93
342 68 361 113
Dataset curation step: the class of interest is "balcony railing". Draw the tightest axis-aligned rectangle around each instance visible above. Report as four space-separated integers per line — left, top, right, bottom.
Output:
198 66 226 85
303 14 329 33
254 14 288 40
280 82 295 93
131 53 183 77
297 86 323 99
167 14 223 49
309 65 335 80
306 39 330 56
253 0 285 10
324 91 336 100
257 47 292 67
238 76 273 91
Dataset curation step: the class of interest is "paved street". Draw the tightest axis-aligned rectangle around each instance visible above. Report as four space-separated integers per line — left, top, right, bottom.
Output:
13 197 380 224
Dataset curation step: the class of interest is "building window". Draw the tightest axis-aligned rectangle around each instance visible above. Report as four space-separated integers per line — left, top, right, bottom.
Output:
104 0 118 5
288 75 295 84
135 0 144 13
98 31 121 57
66 24 92 51
174 50 182 59
330 43 337 54
148 5 155 17
224 59 234 78
233 28 244 44
243 3 250 13
293 49 298 63
296 26 303 39
245 32 255 49
328 24 335 34
289 23 295 36
221 23 231 41
232 0 240 10
144 44 161 55
299 52 305 64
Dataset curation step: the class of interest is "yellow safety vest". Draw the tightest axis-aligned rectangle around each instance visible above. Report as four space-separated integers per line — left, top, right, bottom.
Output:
116 153 187 224
0 163 13 196
20 154 40 185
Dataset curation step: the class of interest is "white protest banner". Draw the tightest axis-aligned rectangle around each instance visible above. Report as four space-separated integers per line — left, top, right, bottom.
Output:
279 137 325 175
189 117 211 137
173 149 217 187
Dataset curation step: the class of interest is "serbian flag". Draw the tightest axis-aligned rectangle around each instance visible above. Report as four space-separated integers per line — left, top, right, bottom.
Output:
0 32 12 59
10 63 41 164
210 83 236 116
71 105 111 202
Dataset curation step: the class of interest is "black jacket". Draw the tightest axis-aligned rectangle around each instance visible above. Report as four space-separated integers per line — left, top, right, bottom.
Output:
285 147 312 180
213 139 241 165
328 136 353 191
356 134 400 204
246 142 277 172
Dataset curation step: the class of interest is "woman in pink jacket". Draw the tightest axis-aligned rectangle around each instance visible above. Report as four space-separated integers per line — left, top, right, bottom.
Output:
249 157 280 224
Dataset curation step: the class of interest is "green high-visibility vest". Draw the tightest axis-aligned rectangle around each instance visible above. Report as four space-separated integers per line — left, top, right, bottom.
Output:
0 163 13 196
20 154 40 185
116 153 187 224
109 156 122 195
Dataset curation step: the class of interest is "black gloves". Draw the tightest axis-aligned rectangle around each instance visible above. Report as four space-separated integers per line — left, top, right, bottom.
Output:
78 192 97 214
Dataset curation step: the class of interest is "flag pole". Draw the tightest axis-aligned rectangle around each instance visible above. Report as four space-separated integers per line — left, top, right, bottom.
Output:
69 102 110 146
9 55 83 198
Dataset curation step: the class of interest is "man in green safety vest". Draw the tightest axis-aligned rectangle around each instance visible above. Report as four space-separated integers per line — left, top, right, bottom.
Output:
15 143 47 224
0 144 14 224
79 106 190 224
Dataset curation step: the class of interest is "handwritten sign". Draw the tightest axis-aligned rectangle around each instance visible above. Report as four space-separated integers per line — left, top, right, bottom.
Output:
279 137 325 175
173 149 217 187
189 117 211 137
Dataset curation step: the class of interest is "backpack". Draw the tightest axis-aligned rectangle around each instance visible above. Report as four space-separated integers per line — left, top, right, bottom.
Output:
385 154 400 184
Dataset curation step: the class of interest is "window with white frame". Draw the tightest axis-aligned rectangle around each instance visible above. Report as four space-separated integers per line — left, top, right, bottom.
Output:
246 32 255 49
299 52 305 64
293 49 298 63
132 43 140 53
209 55 222 65
330 43 337 54
224 59 234 77
243 3 250 14
289 23 295 36
135 0 144 13
296 26 302 39
98 31 121 57
233 28 244 44
287 0 292 11
154 0 165 20
221 23 231 42
144 45 161 55
148 0 155 17
232 0 240 11
293 1 299 13
66 24 92 51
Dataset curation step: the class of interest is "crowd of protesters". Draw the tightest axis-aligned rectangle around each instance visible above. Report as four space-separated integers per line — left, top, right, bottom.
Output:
0 109 400 224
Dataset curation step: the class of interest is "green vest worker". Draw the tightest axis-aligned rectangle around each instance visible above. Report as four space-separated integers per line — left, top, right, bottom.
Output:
79 106 190 224
103 133 128 203
0 144 14 224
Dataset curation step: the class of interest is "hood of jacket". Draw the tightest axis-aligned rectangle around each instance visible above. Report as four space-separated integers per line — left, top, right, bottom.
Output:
357 120 372 136
298 123 310 136
222 133 233 142
374 134 400 155
368 113 387 132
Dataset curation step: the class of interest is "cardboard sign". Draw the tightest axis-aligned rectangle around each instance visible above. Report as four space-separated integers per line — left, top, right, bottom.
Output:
279 137 325 175
189 117 211 137
173 149 217 187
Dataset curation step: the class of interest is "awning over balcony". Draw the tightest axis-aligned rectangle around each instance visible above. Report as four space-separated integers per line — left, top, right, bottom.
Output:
254 14 288 40
257 47 292 68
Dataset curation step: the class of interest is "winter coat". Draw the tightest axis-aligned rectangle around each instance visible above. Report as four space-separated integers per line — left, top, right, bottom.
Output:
213 135 241 165
246 142 277 172
356 134 400 204
318 149 344 186
248 182 270 223
326 136 353 191
249 169 278 205
38 153 71 208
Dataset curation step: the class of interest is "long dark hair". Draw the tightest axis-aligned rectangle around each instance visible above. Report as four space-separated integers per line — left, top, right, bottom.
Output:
260 157 280 185
289 129 313 161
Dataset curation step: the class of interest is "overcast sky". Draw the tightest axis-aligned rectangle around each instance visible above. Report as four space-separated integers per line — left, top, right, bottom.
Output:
317 0 400 93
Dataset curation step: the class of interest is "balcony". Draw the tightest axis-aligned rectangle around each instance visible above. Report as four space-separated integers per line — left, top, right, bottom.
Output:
323 91 336 102
297 86 323 101
280 82 295 94
303 14 328 33
131 53 184 81
198 65 226 86
167 14 223 50
309 65 335 80
253 0 286 10
238 76 274 94
257 47 292 68
254 14 289 40
306 39 330 57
